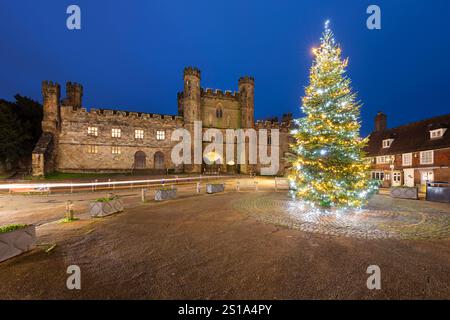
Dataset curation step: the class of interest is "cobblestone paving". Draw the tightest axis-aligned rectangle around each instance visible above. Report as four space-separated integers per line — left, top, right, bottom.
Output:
232 192 450 240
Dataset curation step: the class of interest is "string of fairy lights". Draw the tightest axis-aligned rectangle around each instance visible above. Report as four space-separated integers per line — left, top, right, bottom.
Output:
289 21 379 209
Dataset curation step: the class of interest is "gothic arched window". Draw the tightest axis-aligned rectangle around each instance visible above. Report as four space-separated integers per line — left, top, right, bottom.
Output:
216 108 223 118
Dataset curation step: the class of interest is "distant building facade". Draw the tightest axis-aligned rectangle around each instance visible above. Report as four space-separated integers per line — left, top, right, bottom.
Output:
366 112 450 188
32 67 292 176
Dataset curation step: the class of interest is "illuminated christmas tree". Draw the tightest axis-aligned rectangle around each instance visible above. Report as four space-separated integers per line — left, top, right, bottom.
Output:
289 21 378 208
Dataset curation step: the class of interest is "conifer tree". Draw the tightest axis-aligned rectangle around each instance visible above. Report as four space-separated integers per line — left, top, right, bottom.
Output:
289 21 378 208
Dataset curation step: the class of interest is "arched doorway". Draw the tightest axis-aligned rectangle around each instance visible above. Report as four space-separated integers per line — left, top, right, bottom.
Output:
154 151 165 169
134 151 146 169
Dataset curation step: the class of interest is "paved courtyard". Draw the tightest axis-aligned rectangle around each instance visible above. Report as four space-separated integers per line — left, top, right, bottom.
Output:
0 188 449 299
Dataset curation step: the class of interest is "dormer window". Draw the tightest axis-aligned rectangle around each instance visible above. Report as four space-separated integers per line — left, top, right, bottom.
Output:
430 128 446 139
382 139 393 148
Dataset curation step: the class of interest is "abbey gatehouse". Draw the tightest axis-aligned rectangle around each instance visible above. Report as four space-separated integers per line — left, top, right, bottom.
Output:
31 67 292 176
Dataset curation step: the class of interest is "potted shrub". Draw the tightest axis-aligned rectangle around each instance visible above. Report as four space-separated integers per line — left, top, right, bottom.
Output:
389 186 419 200
155 187 177 201
89 194 124 217
206 183 225 194
0 224 36 263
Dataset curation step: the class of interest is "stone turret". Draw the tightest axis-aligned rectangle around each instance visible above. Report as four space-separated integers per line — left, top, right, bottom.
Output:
238 76 254 128
41 81 61 134
63 81 83 109
182 66 201 123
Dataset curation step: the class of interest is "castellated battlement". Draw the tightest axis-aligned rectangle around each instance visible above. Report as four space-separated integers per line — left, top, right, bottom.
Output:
184 66 201 79
66 81 83 90
201 88 240 100
60 105 183 124
255 119 291 130
238 76 255 85
42 80 61 96
255 113 292 130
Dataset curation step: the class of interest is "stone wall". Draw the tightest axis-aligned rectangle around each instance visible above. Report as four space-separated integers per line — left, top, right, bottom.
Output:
57 106 183 172
200 89 241 129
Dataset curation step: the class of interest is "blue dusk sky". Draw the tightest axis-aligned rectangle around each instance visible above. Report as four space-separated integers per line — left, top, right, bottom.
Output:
1 0 449 136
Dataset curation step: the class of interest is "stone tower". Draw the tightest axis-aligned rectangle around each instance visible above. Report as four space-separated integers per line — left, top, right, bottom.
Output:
182 66 201 123
238 76 254 128
63 81 83 108
41 81 61 134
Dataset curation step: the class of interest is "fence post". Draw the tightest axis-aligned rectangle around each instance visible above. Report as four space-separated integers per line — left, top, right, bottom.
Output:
236 180 240 192
141 188 146 202
196 182 201 193
70 182 73 194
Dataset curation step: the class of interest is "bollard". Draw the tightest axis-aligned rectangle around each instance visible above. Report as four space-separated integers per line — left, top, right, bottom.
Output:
236 180 240 192
70 182 73 194
141 189 146 202
196 182 201 193
65 200 74 220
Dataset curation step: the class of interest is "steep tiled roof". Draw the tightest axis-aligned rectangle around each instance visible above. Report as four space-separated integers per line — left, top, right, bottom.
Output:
365 114 450 156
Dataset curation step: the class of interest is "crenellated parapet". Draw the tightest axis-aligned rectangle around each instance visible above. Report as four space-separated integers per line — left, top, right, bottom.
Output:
42 81 61 98
238 76 255 85
184 66 201 79
255 118 291 131
63 81 83 108
61 106 183 124
201 88 240 101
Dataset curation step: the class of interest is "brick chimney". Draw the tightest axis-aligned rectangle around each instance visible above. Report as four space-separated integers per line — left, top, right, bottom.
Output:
375 112 387 132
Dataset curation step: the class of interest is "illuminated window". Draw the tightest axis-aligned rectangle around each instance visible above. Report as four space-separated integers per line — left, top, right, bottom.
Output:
111 128 121 138
88 127 98 136
402 153 412 166
430 128 446 139
156 130 165 141
135 129 144 139
111 146 121 154
420 150 433 164
376 156 392 164
382 139 393 148
371 171 385 180
86 145 98 154
393 172 401 183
